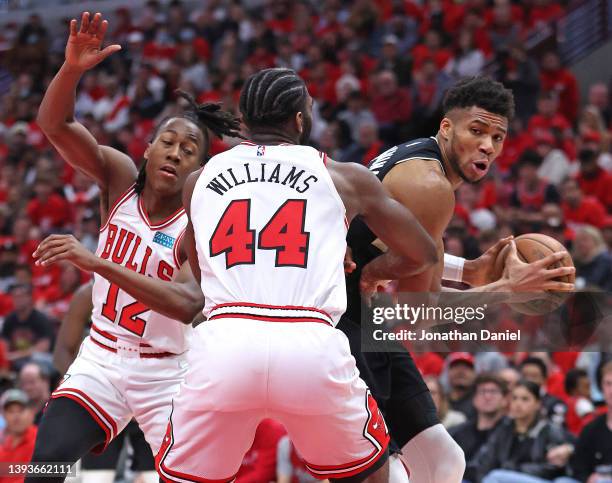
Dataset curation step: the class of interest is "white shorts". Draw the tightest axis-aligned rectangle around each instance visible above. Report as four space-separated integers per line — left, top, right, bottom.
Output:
156 309 389 482
52 332 187 454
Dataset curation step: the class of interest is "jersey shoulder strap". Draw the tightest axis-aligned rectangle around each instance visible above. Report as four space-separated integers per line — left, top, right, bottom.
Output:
368 137 444 181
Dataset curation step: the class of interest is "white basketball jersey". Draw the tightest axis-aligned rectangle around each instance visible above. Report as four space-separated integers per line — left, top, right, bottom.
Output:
91 185 191 353
191 142 347 325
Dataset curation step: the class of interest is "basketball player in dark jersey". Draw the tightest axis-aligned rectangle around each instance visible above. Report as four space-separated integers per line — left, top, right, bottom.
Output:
339 77 575 482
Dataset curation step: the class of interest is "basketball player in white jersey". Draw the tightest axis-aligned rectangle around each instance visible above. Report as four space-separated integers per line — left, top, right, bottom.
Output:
26 12 241 482
150 68 438 483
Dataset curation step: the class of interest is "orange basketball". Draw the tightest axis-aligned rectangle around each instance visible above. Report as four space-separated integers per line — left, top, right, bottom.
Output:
493 233 575 315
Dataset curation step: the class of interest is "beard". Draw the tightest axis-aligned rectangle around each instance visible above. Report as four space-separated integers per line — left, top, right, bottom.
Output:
299 113 312 145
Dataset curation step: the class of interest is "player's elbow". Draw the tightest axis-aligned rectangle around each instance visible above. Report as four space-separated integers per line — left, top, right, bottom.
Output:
176 292 205 324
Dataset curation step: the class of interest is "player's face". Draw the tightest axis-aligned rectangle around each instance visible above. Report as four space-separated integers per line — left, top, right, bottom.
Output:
144 118 205 195
442 107 508 184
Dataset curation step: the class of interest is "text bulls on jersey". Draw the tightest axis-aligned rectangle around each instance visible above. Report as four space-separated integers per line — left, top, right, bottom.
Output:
100 223 175 281
206 162 319 196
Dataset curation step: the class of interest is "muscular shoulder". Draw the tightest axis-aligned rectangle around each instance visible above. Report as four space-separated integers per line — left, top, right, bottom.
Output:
327 160 382 220
383 159 455 238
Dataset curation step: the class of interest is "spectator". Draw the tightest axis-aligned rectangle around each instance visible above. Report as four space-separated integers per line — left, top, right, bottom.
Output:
340 120 384 165
586 82 611 127
1 284 53 369
535 133 573 187
425 375 467 429
17 362 51 425
236 419 287 483
444 29 485 80
370 70 411 145
411 58 453 137
473 380 572 483
376 34 413 86
574 148 612 211
539 51 580 124
563 368 595 437
498 367 521 395
447 352 477 420
0 389 37 483
26 175 71 235
277 434 321 483
561 178 607 230
337 91 377 144
452 373 509 482
520 357 568 428
510 150 561 220
567 360 612 483
572 225 612 291
496 43 540 124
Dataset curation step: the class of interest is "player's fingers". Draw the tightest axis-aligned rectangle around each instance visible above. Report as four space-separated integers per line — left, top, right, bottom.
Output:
99 44 122 59
70 19 78 37
536 251 567 268
35 237 70 253
80 12 90 33
36 245 70 264
544 266 575 279
97 19 109 41
89 12 101 34
40 253 70 266
542 281 575 292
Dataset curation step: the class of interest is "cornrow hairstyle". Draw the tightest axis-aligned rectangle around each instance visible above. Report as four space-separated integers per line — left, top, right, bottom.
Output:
135 90 244 194
443 76 515 121
239 68 309 130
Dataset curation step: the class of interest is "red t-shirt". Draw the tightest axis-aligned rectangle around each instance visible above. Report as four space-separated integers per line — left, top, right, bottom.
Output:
26 194 71 231
540 69 580 123
563 197 607 228
0 425 38 483
576 168 612 210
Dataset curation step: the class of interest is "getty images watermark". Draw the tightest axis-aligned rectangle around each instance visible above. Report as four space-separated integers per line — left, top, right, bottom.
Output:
369 303 520 342
360 291 611 353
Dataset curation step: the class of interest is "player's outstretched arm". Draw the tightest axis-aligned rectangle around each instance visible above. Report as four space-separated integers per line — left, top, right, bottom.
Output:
36 12 135 200
53 282 93 374
329 160 438 283
33 235 204 324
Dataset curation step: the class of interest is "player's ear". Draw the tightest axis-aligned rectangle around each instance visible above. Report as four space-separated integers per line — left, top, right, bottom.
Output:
439 117 452 141
295 111 304 135
143 143 152 160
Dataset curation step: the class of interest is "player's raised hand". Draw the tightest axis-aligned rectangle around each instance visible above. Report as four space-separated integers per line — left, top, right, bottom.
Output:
33 234 99 271
65 12 121 71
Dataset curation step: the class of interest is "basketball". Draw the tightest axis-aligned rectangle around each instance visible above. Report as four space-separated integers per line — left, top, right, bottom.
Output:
493 234 575 315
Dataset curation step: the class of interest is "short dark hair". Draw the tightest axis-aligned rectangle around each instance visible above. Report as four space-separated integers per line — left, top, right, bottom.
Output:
239 68 309 130
135 90 243 194
520 357 548 378
475 372 509 395
564 368 588 395
515 379 542 400
443 76 515 120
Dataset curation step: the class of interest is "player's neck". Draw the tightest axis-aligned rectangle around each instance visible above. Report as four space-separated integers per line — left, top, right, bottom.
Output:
249 129 299 146
140 188 183 223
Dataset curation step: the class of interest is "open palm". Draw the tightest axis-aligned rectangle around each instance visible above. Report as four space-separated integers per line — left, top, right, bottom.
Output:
65 12 121 71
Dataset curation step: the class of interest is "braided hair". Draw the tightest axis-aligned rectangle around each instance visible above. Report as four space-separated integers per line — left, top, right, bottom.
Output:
239 68 309 130
135 90 244 194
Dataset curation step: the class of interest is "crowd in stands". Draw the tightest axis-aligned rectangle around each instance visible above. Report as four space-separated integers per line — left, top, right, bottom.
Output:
0 0 611 481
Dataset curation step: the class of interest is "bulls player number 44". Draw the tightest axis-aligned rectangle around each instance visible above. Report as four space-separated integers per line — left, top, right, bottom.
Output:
210 199 310 269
